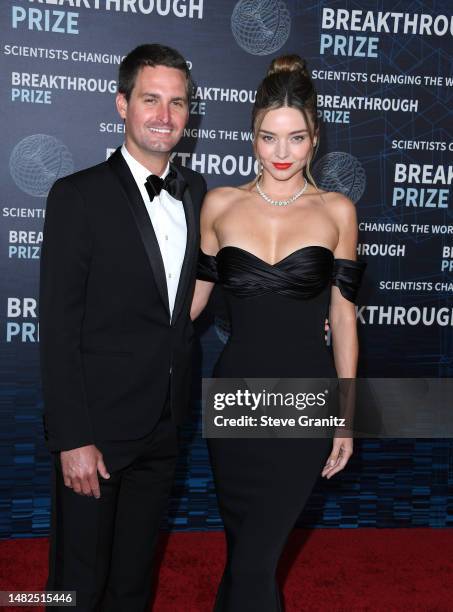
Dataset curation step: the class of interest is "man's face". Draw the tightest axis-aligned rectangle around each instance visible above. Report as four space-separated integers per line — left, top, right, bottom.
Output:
116 65 189 163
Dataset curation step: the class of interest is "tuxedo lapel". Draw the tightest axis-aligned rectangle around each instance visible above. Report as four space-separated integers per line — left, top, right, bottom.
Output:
171 164 197 326
108 148 170 317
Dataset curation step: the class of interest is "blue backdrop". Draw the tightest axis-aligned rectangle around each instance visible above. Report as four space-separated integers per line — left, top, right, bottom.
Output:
0 0 452 539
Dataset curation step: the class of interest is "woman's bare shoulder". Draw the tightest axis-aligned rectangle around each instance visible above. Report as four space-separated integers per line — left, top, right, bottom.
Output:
237 179 257 192
316 189 356 215
206 181 255 197
204 185 242 200
202 184 253 213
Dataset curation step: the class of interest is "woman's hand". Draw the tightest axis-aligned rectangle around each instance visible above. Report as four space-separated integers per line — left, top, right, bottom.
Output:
321 437 353 479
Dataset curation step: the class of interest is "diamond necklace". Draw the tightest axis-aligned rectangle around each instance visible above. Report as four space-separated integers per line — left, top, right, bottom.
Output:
256 178 308 207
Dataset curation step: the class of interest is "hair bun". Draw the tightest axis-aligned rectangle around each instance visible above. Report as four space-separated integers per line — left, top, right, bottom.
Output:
267 55 309 78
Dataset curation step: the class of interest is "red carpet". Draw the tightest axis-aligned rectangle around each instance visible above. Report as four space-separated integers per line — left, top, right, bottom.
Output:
1 529 452 611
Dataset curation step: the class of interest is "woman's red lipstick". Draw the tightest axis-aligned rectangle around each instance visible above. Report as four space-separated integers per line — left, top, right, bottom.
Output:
273 162 293 170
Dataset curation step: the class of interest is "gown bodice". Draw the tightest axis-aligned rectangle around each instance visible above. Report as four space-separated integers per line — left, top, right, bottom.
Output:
197 245 366 377
198 245 365 302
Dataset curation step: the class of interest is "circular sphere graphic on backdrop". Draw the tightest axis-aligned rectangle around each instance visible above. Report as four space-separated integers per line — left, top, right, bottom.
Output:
312 152 366 203
9 134 74 198
231 0 291 56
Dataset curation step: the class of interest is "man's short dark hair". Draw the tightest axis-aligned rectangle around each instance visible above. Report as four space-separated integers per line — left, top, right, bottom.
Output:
118 44 193 101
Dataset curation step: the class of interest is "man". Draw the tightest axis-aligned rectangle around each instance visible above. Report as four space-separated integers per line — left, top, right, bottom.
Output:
40 44 206 611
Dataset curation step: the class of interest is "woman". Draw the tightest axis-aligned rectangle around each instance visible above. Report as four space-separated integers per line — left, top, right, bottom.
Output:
191 55 366 611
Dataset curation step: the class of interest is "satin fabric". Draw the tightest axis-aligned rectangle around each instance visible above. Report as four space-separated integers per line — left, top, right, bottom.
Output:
198 245 366 302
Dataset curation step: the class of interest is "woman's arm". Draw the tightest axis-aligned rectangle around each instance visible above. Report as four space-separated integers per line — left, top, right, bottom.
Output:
190 190 221 320
322 195 360 478
191 279 214 320
329 195 360 377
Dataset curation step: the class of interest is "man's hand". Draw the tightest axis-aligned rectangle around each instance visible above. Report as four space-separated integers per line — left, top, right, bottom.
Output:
321 437 353 479
60 444 110 499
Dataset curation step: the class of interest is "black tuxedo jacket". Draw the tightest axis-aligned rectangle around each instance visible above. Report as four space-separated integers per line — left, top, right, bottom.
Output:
39 147 206 452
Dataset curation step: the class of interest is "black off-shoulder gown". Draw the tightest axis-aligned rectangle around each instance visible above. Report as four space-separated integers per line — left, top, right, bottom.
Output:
198 245 366 612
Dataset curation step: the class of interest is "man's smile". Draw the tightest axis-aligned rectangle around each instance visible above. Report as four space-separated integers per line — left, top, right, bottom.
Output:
148 127 172 134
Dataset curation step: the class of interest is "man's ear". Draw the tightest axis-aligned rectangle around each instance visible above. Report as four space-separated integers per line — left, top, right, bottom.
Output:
116 93 127 120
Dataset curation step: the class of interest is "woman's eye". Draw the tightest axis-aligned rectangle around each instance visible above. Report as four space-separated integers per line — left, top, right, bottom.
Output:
292 135 306 142
262 135 274 142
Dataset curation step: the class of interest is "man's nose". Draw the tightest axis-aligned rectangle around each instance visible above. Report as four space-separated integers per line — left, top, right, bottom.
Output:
156 103 170 123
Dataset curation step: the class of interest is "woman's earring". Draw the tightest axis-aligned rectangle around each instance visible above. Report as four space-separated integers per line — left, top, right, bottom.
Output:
255 158 263 179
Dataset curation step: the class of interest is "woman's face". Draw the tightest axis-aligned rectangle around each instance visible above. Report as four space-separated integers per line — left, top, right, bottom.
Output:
254 106 316 183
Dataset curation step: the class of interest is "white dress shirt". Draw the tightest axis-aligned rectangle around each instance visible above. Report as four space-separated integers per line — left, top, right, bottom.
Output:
121 144 187 318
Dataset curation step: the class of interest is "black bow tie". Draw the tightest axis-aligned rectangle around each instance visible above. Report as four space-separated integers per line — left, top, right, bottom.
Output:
145 167 186 201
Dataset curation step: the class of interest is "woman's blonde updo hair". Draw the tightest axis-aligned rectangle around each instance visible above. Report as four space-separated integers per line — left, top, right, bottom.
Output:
252 54 319 188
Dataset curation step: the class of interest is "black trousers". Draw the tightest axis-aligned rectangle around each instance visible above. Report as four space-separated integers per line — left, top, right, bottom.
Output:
46 402 178 612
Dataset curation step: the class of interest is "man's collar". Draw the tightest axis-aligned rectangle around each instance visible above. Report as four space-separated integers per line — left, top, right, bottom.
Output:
121 144 170 182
